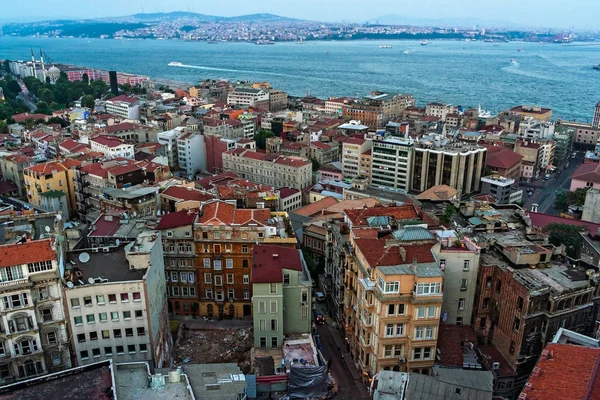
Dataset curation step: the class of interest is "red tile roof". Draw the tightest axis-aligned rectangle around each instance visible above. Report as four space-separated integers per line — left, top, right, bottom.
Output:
195 172 239 190
572 163 600 184
27 160 68 175
12 113 48 123
162 186 214 202
0 180 17 194
108 95 138 104
345 205 419 227
310 141 331 150
477 345 516 379
344 138 366 145
81 162 109 178
92 135 129 148
198 200 270 226
527 211 600 234
520 344 600 400
251 245 302 283
278 187 300 200
436 325 478 367
485 146 523 169
157 210 198 230
104 122 136 133
0 239 55 268
354 237 436 267
293 197 339 217
107 164 141 176
89 213 124 237
60 138 89 153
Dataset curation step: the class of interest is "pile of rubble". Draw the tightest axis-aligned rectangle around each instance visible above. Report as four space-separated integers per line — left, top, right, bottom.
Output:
174 326 254 373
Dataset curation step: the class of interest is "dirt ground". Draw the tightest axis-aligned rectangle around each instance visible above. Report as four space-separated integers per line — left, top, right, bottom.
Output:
173 325 254 373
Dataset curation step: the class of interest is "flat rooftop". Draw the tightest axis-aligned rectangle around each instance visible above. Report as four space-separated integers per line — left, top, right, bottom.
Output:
66 247 145 285
115 363 193 400
283 334 319 369
183 363 247 400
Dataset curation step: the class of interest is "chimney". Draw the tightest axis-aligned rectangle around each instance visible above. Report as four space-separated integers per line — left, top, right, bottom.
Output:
411 258 418 271
532 367 541 377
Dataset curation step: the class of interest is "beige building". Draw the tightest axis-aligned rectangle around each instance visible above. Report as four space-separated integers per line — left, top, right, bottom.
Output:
425 102 454 121
64 231 171 368
342 138 372 178
268 89 288 112
0 154 32 198
0 239 71 383
222 148 312 190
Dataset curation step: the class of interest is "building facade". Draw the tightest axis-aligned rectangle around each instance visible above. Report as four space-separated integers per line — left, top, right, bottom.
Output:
105 95 140 120
370 137 414 191
24 160 79 218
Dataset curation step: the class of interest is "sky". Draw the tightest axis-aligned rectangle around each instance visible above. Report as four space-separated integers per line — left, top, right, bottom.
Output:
2 0 598 29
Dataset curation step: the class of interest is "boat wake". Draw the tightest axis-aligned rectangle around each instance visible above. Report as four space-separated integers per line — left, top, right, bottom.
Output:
169 63 335 82
501 64 558 82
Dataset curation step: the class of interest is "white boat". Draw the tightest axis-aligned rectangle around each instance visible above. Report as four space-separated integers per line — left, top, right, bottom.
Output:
478 105 492 118
510 59 517 64
168 62 183 67
379 45 392 49
420 40 431 46
403 50 410 55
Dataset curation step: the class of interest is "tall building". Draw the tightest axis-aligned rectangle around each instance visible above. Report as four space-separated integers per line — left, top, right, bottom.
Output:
0 240 71 383
251 245 312 349
593 101 600 129
480 175 521 205
177 132 206 178
411 140 487 195
90 136 135 159
24 159 80 218
105 95 140 120
370 137 414 191
63 231 171 368
342 138 372 179
192 200 296 319
268 89 288 112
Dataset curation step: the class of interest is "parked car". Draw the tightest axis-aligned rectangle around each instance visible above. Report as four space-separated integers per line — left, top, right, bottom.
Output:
315 314 326 325
544 174 550 180
315 292 326 302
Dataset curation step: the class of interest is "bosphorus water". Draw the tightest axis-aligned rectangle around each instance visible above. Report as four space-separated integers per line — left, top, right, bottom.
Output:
1 37 598 121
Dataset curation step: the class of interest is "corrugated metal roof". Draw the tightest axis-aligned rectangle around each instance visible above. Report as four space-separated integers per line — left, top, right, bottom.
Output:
391 226 435 241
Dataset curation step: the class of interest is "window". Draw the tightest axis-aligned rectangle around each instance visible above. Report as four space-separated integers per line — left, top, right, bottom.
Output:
3 293 29 309
226 259 233 268
120 293 129 302
513 317 520 331
243 275 249 284
496 280 502 293
46 331 57 345
204 273 212 284
71 298 80 308
483 297 489 309
415 327 423 339
166 231 173 237
74 316 83 326
271 337 278 348
84 296 92 306
460 279 468 291
99 312 107 322
386 323 404 337
108 294 117 303
270 283 277 294
140 344 148 352
283 274 290 285
41 308 52 322
417 307 425 319
123 311 131 320
190 287 196 297
388 304 395 316
271 319 278 331
0 265 24 283
509 340 515 355
458 298 465 311
242 259 249 268
116 346 124 355
111 312 119 321
214 260 222 270
113 329 122 338
427 306 436 318
205 289 213 299
517 296 524 311
423 347 431 359
426 326 434 339
80 350 89 360
258 301 266 313
125 328 134 337
135 310 143 319
242 245 248 254
485 277 492 288
228 289 235 299
128 345 136 354
416 282 441 296
77 333 86 343
96 295 105 305
463 260 470 271
226 274 234 284
302 306 308 319
260 337 267 348
86 314 95 324
214 275 223 286
479 317 487 329
180 272 187 283
89 331 98 341
104 347 113 356
137 327 145 336
27 260 53 273
133 292 141 301
413 348 422 360
171 272 178 282
270 301 278 313
203 258 210 268
378 277 400 293
101 330 110 339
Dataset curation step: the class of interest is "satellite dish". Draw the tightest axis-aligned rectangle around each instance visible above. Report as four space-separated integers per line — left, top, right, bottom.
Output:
44 226 51 233
55 214 62 221
116 239 121 246
79 252 90 263
87 277 95 285
66 281 74 288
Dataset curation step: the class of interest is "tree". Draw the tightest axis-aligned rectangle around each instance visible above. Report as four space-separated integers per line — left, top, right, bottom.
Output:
571 188 590 207
50 101 59 111
36 101 52 115
0 121 8 134
40 88 54 104
82 73 89 85
554 192 569 212
81 94 96 109
310 157 320 172
546 223 585 258
6 80 21 95
255 129 274 150
440 203 457 224
46 116 69 128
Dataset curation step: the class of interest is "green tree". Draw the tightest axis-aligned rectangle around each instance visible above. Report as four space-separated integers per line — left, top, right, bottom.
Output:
255 129 274 150
6 80 21 95
310 157 320 172
40 88 55 104
554 192 569 212
82 73 89 85
0 121 8 133
36 101 52 115
46 116 69 128
90 79 108 98
81 94 96 109
571 188 590 207
50 101 59 111
545 223 585 258
440 203 457 224
0 102 14 121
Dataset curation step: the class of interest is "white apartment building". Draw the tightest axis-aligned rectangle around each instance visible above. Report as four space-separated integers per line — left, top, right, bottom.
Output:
177 132 206 178
64 231 170 368
538 140 555 169
342 138 372 179
370 137 414 191
518 118 555 140
90 136 135 159
105 95 140 120
227 88 269 108
222 149 312 190
425 102 454 121
157 126 187 169
0 240 71 383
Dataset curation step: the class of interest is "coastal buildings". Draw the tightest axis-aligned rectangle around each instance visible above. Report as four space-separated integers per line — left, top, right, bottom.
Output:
227 88 269 109
105 95 140 120
0 240 71 383
480 175 521 205
370 136 414 191
570 163 600 191
342 92 414 129
64 231 171 368
509 106 553 122
593 102 600 129
177 132 206 177
222 148 312 190
251 245 312 348
268 88 288 112
557 120 600 147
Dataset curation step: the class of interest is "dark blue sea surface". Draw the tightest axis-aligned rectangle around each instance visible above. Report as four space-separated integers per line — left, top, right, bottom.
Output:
1 37 598 121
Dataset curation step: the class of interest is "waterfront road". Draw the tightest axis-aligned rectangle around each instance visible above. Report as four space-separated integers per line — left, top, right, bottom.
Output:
523 152 585 215
314 303 368 400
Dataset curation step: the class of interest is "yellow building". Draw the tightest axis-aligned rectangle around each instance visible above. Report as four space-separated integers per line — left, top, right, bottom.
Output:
24 159 80 218
346 226 443 378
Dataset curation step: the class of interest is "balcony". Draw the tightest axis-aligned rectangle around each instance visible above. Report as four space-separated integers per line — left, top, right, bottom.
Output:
412 290 443 302
359 335 373 350
0 277 31 289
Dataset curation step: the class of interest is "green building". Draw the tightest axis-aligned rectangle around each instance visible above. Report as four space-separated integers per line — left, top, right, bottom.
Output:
553 126 575 165
251 245 312 349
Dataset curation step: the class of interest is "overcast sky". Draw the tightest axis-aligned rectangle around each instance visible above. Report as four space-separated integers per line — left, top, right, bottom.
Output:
2 0 597 29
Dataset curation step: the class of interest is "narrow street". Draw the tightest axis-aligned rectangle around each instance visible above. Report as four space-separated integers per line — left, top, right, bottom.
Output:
314 303 368 400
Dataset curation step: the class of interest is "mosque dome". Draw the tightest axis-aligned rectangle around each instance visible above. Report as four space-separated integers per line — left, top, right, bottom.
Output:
48 66 61 82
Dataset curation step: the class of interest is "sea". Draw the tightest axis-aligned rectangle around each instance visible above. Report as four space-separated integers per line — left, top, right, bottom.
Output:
1 37 599 121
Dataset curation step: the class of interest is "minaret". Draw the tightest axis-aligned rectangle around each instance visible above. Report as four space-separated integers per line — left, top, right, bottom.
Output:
39 49 46 82
30 48 36 78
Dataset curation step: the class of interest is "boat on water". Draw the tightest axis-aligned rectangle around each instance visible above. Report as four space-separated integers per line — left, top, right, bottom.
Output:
420 40 431 46
478 105 492 118
510 59 517 64
168 62 183 67
256 40 275 45
403 50 410 55
594 65 600 70
379 45 392 49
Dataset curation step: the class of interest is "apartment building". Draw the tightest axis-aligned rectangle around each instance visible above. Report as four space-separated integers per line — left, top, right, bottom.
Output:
203 118 245 140
277 187 302 212
411 140 487 195
484 146 523 183
425 102 454 121
222 148 312 190
480 175 520 205
268 89 288 112
0 154 32 198
347 226 443 377
310 141 340 166
370 137 414 191
193 200 297 319
177 132 206 177
251 245 312 349
105 95 140 120
64 231 170 368
343 92 414 129
342 138 372 179
0 240 71 383
227 88 269 109
157 126 187 169
24 159 80 218
594 102 600 129
514 140 542 179
325 97 351 115
556 120 600 147
518 118 555 140
90 136 135 159
157 210 198 315
509 106 552 122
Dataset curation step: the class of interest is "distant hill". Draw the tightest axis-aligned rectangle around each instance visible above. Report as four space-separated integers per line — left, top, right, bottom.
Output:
99 12 302 23
368 14 514 29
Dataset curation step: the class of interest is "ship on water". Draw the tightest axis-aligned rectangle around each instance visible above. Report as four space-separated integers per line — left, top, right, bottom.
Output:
256 40 275 45
379 45 392 49
168 62 183 66
420 40 431 46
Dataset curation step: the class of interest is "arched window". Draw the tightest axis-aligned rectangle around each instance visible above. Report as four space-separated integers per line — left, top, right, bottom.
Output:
9 313 33 334
14 336 38 355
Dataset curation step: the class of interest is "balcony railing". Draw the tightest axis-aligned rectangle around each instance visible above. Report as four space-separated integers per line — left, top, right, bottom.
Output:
0 278 30 288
